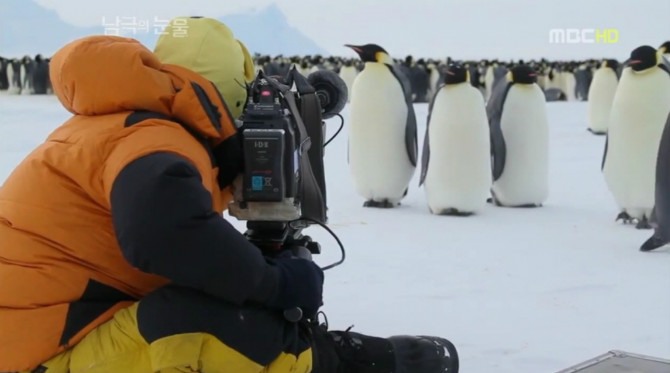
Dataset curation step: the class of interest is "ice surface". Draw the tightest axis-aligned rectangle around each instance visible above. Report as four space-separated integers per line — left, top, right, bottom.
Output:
0 94 668 373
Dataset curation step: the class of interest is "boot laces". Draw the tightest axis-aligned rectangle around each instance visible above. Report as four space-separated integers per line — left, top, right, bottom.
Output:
331 325 362 350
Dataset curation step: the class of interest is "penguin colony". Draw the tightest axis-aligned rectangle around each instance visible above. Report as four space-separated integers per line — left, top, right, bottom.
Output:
2 42 670 252
0 55 51 94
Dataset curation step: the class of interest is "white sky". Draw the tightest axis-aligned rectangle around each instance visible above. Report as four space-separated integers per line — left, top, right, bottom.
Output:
33 0 670 60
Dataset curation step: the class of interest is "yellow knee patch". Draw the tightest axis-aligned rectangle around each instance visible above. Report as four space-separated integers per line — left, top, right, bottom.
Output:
262 349 313 373
149 331 313 373
19 350 71 373
68 303 152 373
150 333 264 373
28 302 314 373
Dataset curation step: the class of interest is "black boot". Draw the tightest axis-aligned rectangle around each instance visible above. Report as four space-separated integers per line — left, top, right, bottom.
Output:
310 323 459 373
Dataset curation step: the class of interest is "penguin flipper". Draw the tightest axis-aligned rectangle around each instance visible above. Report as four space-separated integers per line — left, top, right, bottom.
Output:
405 101 418 168
601 134 609 171
659 55 670 77
420 87 442 186
487 82 511 181
391 65 413 99
388 65 418 168
419 121 430 186
489 112 507 181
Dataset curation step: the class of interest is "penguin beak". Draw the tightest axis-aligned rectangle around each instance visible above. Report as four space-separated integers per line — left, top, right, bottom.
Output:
529 73 537 77
630 59 641 65
344 44 363 53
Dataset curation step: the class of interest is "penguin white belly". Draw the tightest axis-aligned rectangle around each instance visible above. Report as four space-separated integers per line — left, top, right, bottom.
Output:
298 66 311 77
20 64 32 95
349 64 413 203
484 68 494 100
603 68 670 219
492 85 549 205
338 67 358 103
6 63 19 95
544 73 559 90
428 68 440 99
424 84 491 213
562 72 576 101
587 69 618 133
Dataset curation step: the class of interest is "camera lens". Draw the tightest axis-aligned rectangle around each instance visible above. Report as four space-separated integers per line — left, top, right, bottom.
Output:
307 70 348 119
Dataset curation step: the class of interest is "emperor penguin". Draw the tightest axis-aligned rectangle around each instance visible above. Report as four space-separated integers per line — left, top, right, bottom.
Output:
31 54 49 95
603 45 670 228
20 55 34 95
345 43 418 208
544 64 562 91
484 62 497 100
488 65 549 207
574 63 593 101
6 58 21 94
420 64 491 215
338 59 358 103
559 65 577 101
309 55 325 74
0 57 8 91
536 62 547 90
641 111 670 251
587 59 620 135
297 58 311 77
426 61 442 100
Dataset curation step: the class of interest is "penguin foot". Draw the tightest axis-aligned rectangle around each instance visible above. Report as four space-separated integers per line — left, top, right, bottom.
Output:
363 200 397 208
488 197 504 207
496 203 540 208
635 217 652 230
514 203 541 208
587 128 606 135
640 236 668 252
616 211 633 224
436 208 473 217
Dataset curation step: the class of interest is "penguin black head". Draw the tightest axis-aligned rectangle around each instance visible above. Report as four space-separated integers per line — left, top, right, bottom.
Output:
509 65 537 84
603 59 619 72
345 44 393 65
444 64 468 85
629 45 659 72
659 41 670 55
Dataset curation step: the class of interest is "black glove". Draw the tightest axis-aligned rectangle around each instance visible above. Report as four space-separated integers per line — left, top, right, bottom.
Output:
266 254 324 318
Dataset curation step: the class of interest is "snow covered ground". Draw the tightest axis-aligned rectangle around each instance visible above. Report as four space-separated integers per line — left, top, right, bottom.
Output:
1 95 668 372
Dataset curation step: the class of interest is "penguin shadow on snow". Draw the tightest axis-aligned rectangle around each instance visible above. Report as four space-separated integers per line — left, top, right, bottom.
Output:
430 207 475 217
486 196 542 209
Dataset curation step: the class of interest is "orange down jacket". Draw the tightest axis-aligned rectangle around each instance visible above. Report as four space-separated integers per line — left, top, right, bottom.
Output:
0 36 278 371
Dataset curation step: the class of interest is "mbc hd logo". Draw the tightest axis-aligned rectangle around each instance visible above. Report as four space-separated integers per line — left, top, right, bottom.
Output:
549 29 619 44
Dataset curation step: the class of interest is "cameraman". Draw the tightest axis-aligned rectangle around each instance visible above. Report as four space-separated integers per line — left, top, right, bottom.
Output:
0 17 456 373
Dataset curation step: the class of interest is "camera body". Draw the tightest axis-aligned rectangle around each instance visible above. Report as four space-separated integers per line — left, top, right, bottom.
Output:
229 80 302 221
228 67 347 253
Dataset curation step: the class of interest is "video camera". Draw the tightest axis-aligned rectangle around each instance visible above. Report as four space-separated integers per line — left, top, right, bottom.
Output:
228 66 347 259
